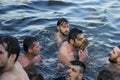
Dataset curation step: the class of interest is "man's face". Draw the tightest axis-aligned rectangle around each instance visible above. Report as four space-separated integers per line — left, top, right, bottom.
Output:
74 34 84 49
109 47 120 63
0 44 8 69
58 22 69 36
31 41 41 56
66 65 81 80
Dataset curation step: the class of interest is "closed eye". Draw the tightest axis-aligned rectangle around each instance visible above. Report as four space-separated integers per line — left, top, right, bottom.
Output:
72 68 77 72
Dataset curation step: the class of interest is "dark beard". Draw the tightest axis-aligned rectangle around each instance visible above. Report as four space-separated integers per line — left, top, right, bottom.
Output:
108 58 117 63
0 66 4 73
60 30 68 37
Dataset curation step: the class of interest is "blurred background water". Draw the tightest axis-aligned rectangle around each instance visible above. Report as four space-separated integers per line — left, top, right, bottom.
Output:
0 0 120 80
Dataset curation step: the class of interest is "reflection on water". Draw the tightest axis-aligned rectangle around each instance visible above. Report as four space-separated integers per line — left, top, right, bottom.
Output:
0 0 120 80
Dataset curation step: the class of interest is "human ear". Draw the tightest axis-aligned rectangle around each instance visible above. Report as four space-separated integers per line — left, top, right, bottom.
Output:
70 39 74 44
9 54 16 62
57 26 60 31
117 57 120 64
28 48 32 53
78 74 83 80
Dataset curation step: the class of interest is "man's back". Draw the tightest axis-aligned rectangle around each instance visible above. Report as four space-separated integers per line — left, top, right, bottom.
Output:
58 41 75 66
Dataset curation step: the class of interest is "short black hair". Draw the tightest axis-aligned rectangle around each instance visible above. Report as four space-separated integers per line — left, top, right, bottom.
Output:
117 45 120 49
97 69 114 80
23 36 38 52
57 18 68 26
70 60 86 74
0 35 20 62
68 28 83 43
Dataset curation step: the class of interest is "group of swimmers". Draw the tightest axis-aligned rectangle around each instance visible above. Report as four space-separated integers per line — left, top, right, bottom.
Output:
0 18 120 80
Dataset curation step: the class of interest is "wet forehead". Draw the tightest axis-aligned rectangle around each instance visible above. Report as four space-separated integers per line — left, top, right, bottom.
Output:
69 65 80 71
113 47 120 54
76 34 84 39
33 41 39 46
60 22 69 26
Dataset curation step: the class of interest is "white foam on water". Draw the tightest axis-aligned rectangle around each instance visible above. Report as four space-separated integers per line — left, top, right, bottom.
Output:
20 25 46 31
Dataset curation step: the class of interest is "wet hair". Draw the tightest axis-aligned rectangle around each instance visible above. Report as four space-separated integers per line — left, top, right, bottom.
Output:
68 28 83 43
97 69 114 80
57 18 68 26
70 60 86 74
117 45 120 49
0 35 20 62
23 36 38 52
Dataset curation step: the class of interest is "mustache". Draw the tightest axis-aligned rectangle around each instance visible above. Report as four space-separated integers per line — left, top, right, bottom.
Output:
108 58 117 63
66 72 71 77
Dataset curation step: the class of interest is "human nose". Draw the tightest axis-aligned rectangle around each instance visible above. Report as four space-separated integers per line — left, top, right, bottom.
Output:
67 68 72 73
109 51 113 55
39 45 42 49
66 27 69 31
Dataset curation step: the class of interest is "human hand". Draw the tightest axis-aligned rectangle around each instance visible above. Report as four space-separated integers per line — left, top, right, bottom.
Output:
78 48 88 62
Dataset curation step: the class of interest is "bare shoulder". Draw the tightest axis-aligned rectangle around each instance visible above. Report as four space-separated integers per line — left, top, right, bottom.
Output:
34 55 42 62
59 41 68 50
15 62 30 80
58 42 69 64
18 54 24 62
50 33 58 41
54 33 59 40
0 62 22 80
0 72 16 80
58 42 65 53
16 61 23 67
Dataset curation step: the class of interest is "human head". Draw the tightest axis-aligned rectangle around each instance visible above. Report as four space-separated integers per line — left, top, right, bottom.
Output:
68 28 84 48
23 36 41 56
57 18 69 36
0 35 20 66
97 69 114 80
66 60 86 80
109 45 120 64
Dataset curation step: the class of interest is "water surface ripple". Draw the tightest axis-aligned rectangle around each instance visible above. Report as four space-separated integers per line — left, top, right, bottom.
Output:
0 0 120 80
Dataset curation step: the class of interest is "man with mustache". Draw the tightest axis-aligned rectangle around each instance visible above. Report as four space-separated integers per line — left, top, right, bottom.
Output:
18 36 42 68
18 36 43 80
108 45 120 77
58 28 88 66
96 69 114 80
0 35 29 80
54 18 70 47
56 60 86 80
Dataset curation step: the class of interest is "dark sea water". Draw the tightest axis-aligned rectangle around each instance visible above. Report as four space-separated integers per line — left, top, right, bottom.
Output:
0 0 120 80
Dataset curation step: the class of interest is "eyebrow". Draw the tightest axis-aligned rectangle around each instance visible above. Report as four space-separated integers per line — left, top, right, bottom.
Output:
71 67 77 72
77 37 84 41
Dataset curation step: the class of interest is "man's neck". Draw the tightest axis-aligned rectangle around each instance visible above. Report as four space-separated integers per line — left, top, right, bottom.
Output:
114 63 120 70
58 32 66 39
1 62 15 73
24 52 35 60
109 63 120 71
